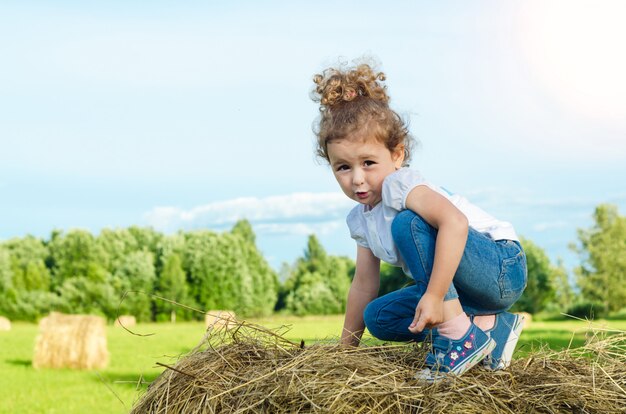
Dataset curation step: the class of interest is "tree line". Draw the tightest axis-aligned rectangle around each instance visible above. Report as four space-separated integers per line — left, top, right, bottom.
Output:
0 204 624 322
0 220 279 322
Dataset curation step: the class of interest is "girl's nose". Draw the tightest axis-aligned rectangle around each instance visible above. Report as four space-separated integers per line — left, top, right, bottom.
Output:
352 170 365 186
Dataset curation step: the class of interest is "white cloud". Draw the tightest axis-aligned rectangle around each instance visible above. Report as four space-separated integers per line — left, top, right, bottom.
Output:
255 221 343 236
465 187 625 211
144 192 354 235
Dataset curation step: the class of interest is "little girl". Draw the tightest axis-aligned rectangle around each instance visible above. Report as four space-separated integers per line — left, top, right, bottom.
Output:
310 62 527 382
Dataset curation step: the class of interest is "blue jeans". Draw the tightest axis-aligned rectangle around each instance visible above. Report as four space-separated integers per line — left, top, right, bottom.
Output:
363 210 527 342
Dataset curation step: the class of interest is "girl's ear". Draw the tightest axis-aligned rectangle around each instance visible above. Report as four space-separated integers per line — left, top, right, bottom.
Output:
392 145 405 169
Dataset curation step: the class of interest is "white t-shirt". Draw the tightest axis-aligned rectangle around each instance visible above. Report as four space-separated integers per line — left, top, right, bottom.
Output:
346 168 518 276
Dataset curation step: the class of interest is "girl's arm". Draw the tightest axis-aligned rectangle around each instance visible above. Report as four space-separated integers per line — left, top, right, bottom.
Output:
404 185 469 333
341 245 380 347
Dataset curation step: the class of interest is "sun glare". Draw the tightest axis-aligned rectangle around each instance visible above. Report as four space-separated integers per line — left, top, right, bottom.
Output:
519 0 626 124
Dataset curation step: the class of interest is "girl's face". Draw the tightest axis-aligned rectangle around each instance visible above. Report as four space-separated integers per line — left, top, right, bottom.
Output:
327 137 404 208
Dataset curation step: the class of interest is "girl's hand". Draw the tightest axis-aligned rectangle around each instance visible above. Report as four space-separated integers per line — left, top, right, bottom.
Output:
408 292 444 333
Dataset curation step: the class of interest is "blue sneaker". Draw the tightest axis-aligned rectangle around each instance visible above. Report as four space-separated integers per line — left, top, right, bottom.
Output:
481 312 524 371
415 323 496 383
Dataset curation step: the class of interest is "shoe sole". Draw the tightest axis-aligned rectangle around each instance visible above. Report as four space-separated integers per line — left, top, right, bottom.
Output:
485 314 524 371
452 337 497 376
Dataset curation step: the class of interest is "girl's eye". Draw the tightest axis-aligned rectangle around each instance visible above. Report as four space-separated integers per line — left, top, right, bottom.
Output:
364 160 376 166
336 164 349 171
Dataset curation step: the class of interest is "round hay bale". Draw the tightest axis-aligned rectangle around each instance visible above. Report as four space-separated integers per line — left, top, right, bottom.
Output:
0 316 11 331
115 315 137 327
515 311 532 328
33 312 108 370
205 310 237 330
132 321 626 414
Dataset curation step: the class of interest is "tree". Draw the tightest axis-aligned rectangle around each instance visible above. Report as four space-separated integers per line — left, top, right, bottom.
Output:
155 233 186 276
302 235 328 273
231 220 278 316
0 239 64 321
3 235 49 263
282 235 353 315
0 247 17 316
156 253 188 322
550 259 574 313
18 260 51 292
0 247 14 295
184 231 234 313
511 237 558 314
56 277 117 319
571 204 626 313
48 229 109 287
232 219 256 244
2 290 65 322
97 228 139 273
182 230 263 316
112 250 157 321
128 226 163 257
3 236 51 292
324 256 353 308
379 263 413 296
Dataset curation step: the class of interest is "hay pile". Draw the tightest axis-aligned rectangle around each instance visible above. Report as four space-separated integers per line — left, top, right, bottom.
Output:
131 320 626 414
33 312 109 369
115 315 137 327
0 316 11 331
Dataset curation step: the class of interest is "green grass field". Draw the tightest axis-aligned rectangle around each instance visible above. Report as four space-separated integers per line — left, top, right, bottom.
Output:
0 316 624 414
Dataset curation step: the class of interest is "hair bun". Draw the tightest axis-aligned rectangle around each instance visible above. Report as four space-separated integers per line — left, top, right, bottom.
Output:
312 63 389 109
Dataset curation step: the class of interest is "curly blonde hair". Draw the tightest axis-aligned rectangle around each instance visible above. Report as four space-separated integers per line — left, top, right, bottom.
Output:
311 62 415 165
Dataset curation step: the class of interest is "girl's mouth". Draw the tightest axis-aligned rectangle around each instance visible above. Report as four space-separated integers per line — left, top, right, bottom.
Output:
356 192 368 199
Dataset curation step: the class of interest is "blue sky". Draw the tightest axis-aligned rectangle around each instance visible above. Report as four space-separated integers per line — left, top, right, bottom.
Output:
1 1 625 275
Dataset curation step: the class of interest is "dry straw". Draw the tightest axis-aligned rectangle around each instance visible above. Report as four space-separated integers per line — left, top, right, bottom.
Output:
33 312 109 370
0 316 11 331
131 318 626 414
205 310 237 330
